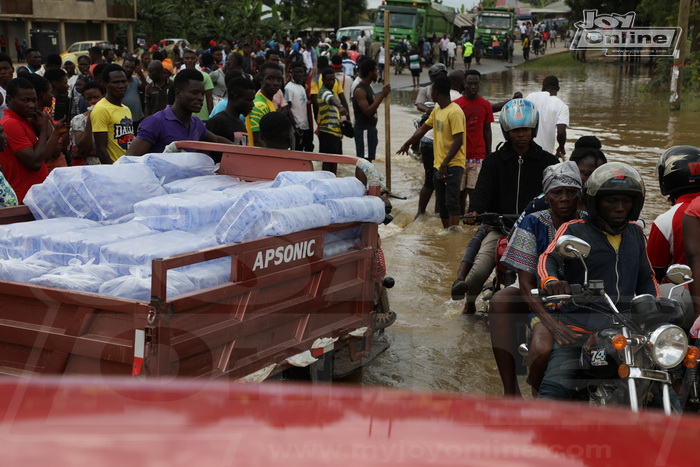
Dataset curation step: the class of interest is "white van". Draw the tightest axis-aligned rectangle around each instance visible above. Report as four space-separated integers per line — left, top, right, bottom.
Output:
336 25 374 43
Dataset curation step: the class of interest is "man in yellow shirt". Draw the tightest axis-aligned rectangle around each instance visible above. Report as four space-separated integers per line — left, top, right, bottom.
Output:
246 63 283 147
90 64 133 163
398 75 466 228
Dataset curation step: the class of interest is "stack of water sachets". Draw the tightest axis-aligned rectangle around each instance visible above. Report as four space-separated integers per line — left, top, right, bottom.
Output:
4 157 384 300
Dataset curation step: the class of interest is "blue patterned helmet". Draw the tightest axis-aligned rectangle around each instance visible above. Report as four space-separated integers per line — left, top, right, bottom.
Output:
499 98 539 140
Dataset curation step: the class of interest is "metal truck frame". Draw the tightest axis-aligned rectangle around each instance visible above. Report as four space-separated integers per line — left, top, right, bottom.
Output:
0 143 389 382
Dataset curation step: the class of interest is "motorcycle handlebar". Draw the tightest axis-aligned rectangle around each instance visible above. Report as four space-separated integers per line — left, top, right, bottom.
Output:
530 284 584 301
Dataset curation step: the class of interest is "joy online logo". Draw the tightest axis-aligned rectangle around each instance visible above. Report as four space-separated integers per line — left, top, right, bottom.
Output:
571 10 681 56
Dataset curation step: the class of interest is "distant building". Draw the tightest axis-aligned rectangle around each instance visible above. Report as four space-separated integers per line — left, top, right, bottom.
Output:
0 0 136 58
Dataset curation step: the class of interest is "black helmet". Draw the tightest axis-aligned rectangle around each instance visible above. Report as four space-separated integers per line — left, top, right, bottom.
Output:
585 162 645 235
656 145 700 202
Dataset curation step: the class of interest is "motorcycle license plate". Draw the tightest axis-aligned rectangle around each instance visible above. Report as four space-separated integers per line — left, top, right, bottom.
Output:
589 348 608 367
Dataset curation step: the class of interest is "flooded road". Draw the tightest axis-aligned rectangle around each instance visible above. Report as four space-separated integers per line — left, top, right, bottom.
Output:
337 63 700 395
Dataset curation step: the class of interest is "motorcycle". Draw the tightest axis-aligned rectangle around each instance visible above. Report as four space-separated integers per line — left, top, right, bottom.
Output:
529 235 698 415
391 50 406 74
410 102 436 158
460 212 519 319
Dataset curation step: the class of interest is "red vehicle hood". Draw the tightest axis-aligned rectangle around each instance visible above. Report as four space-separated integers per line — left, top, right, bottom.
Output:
0 377 697 466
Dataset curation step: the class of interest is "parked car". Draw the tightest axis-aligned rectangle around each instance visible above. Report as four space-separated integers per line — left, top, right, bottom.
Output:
160 38 190 52
61 40 111 58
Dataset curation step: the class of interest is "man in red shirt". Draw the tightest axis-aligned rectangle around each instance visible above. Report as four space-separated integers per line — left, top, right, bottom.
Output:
648 146 700 280
0 77 66 202
452 70 493 215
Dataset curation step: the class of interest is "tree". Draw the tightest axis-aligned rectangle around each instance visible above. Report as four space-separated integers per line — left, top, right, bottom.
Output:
279 0 367 29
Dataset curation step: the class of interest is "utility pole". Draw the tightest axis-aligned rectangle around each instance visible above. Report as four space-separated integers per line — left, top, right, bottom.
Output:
384 9 391 190
338 0 342 29
670 0 690 111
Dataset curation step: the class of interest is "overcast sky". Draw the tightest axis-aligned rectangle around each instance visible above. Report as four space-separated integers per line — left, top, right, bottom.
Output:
365 0 480 12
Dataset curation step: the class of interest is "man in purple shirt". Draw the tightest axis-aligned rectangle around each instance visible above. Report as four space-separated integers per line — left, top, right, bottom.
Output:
127 69 231 156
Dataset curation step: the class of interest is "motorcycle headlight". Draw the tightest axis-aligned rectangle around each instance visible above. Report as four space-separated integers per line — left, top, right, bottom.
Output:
648 325 688 369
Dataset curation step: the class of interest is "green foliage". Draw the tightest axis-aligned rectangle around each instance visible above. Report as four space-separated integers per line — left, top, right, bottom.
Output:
645 52 700 92
478 0 498 7
135 0 313 46
278 0 367 28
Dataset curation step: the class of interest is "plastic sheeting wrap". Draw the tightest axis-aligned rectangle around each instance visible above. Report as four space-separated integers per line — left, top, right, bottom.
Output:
0 218 100 260
134 191 235 231
76 164 167 221
323 226 362 258
215 185 314 244
99 267 196 302
29 259 119 293
322 196 386 224
42 168 100 220
23 182 68 220
247 204 331 240
164 174 242 194
100 230 218 275
40 221 155 266
116 152 216 184
222 180 274 198
306 177 366 202
270 170 335 188
0 255 55 282
180 257 232 290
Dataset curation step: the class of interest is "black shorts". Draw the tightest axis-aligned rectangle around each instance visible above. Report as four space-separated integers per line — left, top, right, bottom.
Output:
410 69 421 77
464 55 472 64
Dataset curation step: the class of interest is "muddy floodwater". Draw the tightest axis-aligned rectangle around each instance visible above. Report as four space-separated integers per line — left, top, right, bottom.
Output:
335 63 700 395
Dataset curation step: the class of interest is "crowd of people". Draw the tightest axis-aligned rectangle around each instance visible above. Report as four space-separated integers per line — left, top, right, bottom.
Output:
0 36 392 206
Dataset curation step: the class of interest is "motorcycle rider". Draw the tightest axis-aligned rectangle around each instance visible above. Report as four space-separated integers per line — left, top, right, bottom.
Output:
648 146 700 281
536 162 659 400
452 99 558 314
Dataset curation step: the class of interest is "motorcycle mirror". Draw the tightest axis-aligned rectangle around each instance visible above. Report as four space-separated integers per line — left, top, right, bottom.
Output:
666 264 692 284
555 235 591 259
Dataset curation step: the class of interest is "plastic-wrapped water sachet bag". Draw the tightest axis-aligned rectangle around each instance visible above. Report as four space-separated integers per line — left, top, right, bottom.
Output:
164 174 242 194
0 218 100 260
29 259 119 293
179 257 232 290
130 153 216 184
0 255 56 282
306 177 366 202
270 170 335 188
246 204 331 240
134 190 235 231
100 230 218 275
23 183 68 220
40 221 155 266
322 196 386 224
41 167 99 220
99 267 196 302
323 226 362 258
76 164 167 221
221 180 274 198
215 185 314 244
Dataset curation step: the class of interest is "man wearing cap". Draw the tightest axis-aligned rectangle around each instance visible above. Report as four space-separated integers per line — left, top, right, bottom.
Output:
412 63 460 219
525 75 569 158
490 161 585 396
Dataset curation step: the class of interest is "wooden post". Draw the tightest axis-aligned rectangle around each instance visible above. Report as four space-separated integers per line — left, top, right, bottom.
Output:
384 10 391 190
670 0 690 111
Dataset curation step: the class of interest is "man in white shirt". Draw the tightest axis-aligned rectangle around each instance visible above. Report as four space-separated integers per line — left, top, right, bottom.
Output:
284 62 313 152
525 75 569 158
440 35 450 64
